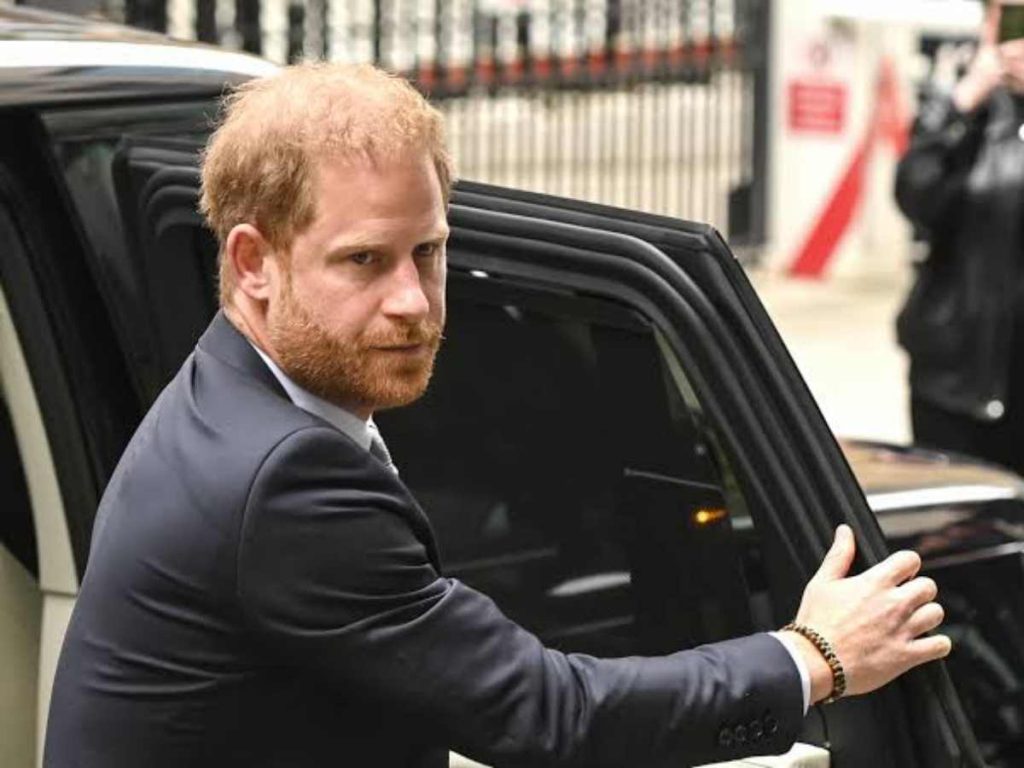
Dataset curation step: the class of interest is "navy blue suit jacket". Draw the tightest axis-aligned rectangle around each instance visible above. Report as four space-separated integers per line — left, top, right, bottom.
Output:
44 312 803 767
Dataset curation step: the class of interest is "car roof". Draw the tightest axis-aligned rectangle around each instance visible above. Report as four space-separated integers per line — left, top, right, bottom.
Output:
0 4 277 108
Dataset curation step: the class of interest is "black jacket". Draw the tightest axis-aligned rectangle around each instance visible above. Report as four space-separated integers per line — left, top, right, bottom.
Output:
895 87 1024 421
44 312 803 768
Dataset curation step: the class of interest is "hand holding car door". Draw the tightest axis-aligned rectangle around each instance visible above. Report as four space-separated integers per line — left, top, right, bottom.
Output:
788 525 950 704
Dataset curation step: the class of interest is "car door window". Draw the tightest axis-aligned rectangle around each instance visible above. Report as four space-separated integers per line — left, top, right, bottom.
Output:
377 271 760 656
43 103 217 406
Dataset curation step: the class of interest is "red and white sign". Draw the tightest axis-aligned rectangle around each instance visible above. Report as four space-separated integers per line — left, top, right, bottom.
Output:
786 37 850 135
787 81 848 134
788 58 910 277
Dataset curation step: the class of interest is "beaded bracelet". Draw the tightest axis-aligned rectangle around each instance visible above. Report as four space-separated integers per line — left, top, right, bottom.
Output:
782 622 847 704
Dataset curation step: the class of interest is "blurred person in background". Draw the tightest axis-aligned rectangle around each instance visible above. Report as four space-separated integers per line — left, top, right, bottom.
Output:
895 0 1024 476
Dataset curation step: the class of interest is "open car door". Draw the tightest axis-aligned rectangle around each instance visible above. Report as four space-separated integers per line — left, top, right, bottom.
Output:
418 180 985 768
100 144 983 767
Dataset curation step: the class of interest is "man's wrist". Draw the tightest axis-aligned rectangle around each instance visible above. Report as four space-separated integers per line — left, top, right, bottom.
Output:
779 630 835 705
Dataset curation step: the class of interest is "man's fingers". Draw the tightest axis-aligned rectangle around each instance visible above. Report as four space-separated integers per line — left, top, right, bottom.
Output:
906 602 945 637
812 525 856 583
894 576 938 609
866 549 922 586
982 4 1000 45
908 633 953 664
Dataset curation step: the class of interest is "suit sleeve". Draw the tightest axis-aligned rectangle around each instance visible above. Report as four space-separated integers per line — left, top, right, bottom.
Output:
235 426 804 767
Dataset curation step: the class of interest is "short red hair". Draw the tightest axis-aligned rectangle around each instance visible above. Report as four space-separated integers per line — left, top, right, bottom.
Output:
199 62 454 306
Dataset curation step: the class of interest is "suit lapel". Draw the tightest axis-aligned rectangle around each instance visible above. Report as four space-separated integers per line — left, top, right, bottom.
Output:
197 311 445 573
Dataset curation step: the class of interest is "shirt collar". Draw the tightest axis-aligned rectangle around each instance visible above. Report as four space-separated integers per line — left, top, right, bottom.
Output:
249 342 373 452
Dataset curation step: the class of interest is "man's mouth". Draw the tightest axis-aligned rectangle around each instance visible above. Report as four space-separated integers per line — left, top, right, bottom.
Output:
374 343 428 354
365 324 442 355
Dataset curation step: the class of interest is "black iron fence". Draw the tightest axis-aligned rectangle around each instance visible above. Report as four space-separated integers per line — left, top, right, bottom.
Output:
116 0 770 249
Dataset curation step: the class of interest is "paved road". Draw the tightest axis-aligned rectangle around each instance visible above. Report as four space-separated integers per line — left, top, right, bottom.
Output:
748 270 912 447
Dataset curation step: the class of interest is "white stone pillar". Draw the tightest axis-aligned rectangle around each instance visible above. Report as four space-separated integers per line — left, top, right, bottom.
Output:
261 0 289 64
166 0 195 40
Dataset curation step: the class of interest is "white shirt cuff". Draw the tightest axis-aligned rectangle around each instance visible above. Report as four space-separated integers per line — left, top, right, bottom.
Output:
770 631 811 715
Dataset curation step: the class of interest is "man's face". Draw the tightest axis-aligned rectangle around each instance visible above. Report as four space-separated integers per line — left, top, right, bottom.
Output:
265 151 448 418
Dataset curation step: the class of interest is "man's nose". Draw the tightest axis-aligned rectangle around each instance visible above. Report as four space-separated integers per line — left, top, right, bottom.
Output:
381 257 431 320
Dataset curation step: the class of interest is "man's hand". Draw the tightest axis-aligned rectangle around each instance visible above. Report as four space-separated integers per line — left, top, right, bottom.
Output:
953 4 1006 113
781 525 952 705
953 44 1003 114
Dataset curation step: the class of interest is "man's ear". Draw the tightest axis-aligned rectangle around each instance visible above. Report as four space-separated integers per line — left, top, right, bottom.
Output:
224 224 278 302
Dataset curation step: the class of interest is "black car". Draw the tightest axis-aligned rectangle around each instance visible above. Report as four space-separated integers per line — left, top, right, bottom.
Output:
1 6 1023 768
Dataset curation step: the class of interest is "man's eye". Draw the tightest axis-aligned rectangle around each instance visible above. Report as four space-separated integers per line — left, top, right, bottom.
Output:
415 243 440 258
350 252 375 266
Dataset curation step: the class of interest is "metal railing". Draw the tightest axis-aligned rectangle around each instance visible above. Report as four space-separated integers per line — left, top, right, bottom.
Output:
116 0 771 251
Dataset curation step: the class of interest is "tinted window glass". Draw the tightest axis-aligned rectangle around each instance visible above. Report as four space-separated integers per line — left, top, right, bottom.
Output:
44 103 217 408
47 105 213 290
378 272 758 656
46 103 214 279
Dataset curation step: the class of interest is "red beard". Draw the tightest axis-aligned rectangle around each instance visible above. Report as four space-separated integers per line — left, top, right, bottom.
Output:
268 284 443 413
